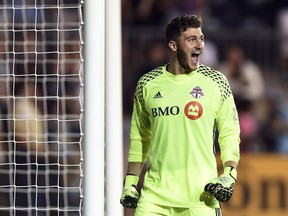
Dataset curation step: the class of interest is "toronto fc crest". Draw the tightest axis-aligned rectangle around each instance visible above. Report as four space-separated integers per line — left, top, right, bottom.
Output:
190 86 204 99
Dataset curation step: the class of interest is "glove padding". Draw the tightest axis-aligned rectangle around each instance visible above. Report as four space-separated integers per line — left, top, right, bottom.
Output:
204 166 237 202
120 175 139 208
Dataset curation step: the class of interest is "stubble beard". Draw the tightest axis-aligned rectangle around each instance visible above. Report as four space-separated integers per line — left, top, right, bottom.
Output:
177 48 192 73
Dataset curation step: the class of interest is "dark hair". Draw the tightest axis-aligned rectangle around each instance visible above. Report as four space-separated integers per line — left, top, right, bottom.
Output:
165 15 203 43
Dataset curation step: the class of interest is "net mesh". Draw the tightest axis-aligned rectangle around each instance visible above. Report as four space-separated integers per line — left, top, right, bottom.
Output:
0 1 84 215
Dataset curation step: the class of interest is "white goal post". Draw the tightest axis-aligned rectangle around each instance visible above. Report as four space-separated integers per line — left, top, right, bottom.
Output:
85 0 123 215
84 0 105 216
105 0 124 215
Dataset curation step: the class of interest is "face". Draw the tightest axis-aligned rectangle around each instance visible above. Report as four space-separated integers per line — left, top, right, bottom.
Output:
172 28 204 72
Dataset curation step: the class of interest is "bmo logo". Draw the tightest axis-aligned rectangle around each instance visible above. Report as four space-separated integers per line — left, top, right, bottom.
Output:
151 106 180 117
184 101 203 120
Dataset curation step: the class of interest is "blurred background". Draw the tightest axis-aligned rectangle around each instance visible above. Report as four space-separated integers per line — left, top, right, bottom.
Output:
121 1 288 216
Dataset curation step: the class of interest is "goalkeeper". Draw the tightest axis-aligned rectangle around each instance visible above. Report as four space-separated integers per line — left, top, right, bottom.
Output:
120 14 240 216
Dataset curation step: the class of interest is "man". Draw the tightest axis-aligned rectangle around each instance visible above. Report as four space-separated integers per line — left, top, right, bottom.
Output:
120 15 240 216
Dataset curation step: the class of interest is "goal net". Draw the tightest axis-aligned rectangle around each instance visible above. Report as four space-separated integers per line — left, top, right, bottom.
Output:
0 1 84 216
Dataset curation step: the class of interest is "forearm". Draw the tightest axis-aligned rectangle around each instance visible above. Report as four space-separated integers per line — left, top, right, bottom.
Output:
126 161 145 177
121 162 143 208
224 160 238 169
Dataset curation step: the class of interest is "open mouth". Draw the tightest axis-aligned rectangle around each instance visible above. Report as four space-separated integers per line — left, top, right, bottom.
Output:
191 52 200 64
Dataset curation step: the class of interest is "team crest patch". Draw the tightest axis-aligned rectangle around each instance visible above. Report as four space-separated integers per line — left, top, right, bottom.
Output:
184 101 203 120
190 86 204 98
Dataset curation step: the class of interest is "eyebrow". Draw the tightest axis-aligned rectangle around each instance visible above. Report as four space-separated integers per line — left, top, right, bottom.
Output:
186 34 204 39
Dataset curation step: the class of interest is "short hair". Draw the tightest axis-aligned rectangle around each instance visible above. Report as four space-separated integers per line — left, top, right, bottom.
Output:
165 15 203 43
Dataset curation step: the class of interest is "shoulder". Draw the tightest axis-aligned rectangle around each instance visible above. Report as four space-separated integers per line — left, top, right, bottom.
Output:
198 64 227 81
134 65 164 105
138 66 164 85
136 65 164 91
198 64 232 100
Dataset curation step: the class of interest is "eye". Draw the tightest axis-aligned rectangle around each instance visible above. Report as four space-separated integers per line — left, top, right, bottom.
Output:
188 37 196 42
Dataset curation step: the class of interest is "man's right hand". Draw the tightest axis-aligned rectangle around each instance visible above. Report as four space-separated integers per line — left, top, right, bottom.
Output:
204 166 237 202
120 175 140 208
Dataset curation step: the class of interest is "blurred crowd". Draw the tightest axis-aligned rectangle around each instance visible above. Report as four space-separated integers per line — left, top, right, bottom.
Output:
122 0 288 154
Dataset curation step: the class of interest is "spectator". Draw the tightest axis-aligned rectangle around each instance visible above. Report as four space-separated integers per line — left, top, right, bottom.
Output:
277 8 288 72
217 44 265 152
261 91 288 154
218 44 265 105
127 0 179 26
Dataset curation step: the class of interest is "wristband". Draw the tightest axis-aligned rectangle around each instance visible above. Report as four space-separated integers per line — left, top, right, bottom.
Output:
124 174 139 188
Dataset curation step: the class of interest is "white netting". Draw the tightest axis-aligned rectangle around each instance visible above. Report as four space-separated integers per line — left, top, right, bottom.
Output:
0 1 84 216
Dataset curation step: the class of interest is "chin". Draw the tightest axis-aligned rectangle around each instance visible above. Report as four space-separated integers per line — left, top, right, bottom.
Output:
191 64 199 71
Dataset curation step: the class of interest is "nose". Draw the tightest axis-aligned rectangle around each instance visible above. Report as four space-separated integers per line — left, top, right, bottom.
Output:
195 39 203 49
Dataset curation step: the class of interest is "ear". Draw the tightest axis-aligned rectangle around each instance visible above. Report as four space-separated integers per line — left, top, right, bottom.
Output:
168 40 177 52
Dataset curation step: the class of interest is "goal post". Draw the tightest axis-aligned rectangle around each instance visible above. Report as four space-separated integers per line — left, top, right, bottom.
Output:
84 0 105 216
85 0 123 215
105 0 124 215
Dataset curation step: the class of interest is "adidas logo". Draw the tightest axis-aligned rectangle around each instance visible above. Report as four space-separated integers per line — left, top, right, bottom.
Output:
153 91 162 99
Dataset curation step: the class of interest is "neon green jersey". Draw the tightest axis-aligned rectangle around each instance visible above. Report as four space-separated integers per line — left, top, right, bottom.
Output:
128 64 240 208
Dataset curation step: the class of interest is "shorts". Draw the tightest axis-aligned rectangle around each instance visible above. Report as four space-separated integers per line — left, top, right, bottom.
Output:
135 200 222 216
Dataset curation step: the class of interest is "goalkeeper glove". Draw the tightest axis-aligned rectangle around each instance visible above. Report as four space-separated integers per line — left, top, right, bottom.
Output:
204 166 237 202
120 174 140 208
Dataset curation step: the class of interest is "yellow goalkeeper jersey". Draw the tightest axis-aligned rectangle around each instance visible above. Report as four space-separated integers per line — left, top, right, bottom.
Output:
128 64 240 208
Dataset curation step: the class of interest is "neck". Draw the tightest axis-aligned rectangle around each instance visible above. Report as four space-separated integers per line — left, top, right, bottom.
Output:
167 62 195 75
